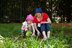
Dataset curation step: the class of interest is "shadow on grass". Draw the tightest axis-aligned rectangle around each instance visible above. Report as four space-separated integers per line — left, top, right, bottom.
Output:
0 23 21 38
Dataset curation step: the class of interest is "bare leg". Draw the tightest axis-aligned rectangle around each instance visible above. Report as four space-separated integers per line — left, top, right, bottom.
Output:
21 30 26 38
42 31 47 40
32 32 35 36
47 31 50 38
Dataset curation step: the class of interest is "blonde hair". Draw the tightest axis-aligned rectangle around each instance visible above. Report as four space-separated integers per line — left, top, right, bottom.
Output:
35 13 43 17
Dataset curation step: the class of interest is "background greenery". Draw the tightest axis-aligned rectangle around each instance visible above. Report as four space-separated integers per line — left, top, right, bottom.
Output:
0 0 72 22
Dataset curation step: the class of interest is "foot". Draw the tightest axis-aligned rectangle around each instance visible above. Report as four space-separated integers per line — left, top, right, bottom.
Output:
42 37 47 40
32 33 35 36
42 31 47 40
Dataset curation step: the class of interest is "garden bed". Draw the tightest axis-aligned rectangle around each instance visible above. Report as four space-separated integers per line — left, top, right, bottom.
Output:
52 23 72 27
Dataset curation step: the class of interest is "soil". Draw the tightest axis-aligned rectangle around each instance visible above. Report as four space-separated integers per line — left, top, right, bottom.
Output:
52 23 72 27
52 23 72 35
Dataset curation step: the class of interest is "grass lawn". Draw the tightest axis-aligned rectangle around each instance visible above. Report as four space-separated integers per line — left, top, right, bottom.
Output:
0 23 72 48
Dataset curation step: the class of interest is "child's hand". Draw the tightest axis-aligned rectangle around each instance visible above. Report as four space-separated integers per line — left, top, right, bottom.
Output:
21 27 28 31
24 28 28 31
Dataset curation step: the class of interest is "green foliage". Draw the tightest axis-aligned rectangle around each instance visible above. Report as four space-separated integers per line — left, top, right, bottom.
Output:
26 31 32 37
0 37 69 48
0 23 72 48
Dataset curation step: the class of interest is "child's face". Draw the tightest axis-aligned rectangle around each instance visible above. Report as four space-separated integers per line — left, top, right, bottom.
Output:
27 20 32 24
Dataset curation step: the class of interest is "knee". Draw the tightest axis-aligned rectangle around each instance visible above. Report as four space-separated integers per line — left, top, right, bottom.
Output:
40 24 46 32
46 23 52 31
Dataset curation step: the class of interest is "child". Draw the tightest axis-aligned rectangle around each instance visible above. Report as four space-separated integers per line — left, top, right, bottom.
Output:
34 8 52 40
21 14 35 38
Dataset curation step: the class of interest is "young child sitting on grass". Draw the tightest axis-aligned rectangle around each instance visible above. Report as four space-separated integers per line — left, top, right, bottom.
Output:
21 14 35 38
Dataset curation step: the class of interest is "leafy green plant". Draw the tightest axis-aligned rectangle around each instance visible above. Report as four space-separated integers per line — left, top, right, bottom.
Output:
0 23 72 48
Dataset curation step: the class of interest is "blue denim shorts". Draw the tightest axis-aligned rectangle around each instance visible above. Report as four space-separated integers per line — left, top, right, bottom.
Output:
40 23 51 32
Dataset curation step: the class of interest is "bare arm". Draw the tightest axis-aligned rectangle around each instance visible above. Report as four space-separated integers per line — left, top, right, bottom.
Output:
31 24 35 33
34 23 40 33
47 18 52 23
41 18 52 24
21 22 28 31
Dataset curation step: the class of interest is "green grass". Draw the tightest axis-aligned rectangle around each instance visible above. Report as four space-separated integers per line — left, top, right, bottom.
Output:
0 23 72 48
0 23 21 37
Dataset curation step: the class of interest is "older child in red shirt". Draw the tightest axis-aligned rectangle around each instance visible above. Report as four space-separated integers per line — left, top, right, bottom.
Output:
34 8 51 40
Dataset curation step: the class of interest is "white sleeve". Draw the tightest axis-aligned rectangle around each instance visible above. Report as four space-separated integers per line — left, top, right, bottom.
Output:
22 21 28 28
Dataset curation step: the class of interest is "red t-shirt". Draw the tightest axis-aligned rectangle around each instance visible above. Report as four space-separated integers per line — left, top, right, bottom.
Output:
33 13 49 24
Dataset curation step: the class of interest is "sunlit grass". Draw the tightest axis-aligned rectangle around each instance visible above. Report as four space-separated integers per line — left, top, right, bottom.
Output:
0 23 72 48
